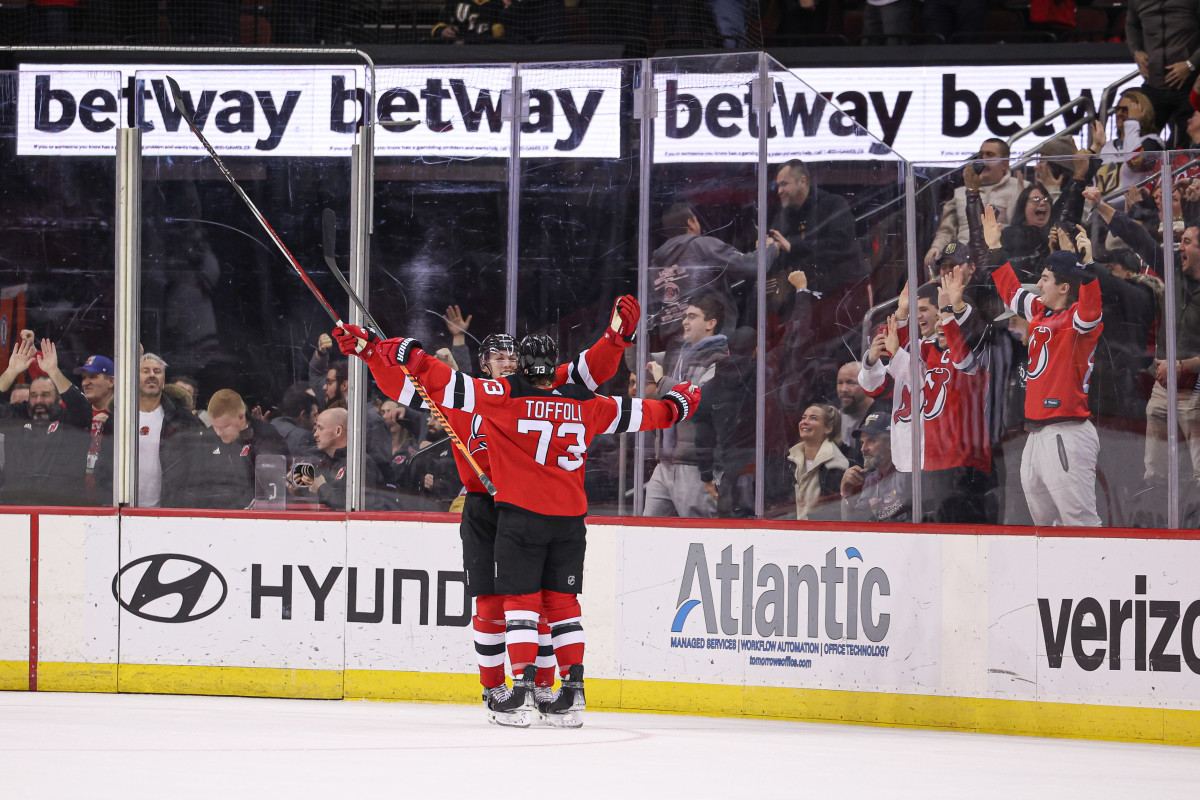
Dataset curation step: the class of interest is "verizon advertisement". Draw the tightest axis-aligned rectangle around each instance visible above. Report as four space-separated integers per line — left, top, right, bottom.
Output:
616 529 942 690
988 537 1200 708
16 64 622 159
18 61 1128 162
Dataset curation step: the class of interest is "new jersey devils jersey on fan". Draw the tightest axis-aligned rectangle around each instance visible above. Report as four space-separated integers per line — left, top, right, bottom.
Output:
368 335 625 495
404 351 679 516
858 308 990 473
992 262 1102 422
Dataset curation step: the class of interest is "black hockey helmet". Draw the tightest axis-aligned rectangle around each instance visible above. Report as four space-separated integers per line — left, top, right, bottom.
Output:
478 333 517 374
518 334 558 381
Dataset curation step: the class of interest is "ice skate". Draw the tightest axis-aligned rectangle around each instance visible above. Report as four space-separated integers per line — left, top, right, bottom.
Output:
485 665 536 728
537 664 585 728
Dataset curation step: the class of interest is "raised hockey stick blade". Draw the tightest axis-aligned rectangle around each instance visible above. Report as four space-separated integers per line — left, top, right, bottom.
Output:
166 75 497 497
321 209 383 334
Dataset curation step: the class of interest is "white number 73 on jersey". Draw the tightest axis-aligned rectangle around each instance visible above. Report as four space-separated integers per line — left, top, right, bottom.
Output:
516 419 586 471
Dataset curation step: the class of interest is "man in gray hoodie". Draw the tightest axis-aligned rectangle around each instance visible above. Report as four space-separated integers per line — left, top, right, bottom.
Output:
645 292 729 518
648 202 775 354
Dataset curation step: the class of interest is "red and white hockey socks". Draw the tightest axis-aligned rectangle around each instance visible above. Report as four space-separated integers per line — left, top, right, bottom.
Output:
536 619 556 687
542 590 584 678
473 595 506 689
503 593 542 677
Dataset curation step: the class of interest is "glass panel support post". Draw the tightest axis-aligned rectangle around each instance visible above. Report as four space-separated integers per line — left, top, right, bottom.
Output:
115 126 142 508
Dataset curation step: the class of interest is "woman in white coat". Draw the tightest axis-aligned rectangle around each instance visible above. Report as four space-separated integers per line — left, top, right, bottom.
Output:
787 403 850 521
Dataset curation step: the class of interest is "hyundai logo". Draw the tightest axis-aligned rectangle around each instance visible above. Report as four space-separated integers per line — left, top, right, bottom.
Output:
112 554 228 623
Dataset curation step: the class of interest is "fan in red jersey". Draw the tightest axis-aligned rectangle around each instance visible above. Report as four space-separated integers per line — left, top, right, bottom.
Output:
985 208 1103 527
858 270 992 524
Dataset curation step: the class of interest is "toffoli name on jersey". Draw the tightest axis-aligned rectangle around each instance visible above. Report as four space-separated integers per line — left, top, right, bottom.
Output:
525 400 583 422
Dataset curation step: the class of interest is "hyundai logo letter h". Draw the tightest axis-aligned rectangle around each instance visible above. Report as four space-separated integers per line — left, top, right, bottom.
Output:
113 554 228 623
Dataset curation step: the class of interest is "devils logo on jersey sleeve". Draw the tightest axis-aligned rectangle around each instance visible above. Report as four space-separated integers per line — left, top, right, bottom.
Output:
894 385 912 424
468 413 487 456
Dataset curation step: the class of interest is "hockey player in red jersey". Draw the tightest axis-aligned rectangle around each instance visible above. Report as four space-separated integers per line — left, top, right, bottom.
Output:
986 209 1103 526
336 323 699 727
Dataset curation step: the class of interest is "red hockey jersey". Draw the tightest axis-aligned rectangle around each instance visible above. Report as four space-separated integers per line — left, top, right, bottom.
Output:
400 348 679 516
366 335 625 495
859 308 990 473
992 261 1102 422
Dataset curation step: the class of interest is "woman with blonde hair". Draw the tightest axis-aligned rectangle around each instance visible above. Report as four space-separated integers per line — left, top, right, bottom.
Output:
787 403 849 521
1091 89 1164 199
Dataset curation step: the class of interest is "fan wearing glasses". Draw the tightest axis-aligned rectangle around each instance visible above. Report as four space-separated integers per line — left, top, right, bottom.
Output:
971 145 1094 283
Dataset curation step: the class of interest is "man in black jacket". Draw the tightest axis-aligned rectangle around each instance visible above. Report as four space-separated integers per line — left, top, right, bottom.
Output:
1127 0 1200 147
201 388 289 509
767 159 868 397
311 407 349 511
0 337 92 506
307 406 393 511
270 382 320 459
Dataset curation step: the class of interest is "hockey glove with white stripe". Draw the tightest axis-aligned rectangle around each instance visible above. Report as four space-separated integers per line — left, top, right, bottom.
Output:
663 382 701 424
376 337 425 370
604 294 640 346
333 323 380 359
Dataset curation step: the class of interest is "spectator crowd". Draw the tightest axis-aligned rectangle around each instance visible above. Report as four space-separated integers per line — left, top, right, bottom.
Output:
5 4 1200 527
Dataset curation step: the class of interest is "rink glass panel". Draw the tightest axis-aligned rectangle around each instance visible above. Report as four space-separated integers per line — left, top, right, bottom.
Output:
512 60 643 515
135 67 354 511
641 53 763 520
759 55 908 522
0 69 120 508
365 65 513 512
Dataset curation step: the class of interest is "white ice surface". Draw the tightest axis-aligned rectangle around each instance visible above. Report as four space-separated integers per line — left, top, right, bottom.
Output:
1 692 1198 799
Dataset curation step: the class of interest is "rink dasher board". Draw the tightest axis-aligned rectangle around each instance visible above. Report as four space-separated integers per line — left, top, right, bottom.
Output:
2 509 1200 746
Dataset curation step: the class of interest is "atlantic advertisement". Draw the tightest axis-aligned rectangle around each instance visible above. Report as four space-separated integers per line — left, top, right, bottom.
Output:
617 529 942 690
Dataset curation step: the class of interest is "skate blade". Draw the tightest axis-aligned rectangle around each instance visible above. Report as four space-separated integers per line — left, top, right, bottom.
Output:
538 710 583 728
487 708 533 728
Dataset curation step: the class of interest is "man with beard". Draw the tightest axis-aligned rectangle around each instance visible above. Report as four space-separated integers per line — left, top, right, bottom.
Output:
138 353 205 508
840 411 911 522
0 337 92 506
835 361 874 466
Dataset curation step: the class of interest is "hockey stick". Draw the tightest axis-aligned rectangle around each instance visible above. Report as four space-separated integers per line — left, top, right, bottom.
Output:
166 75 498 496
321 208 383 334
